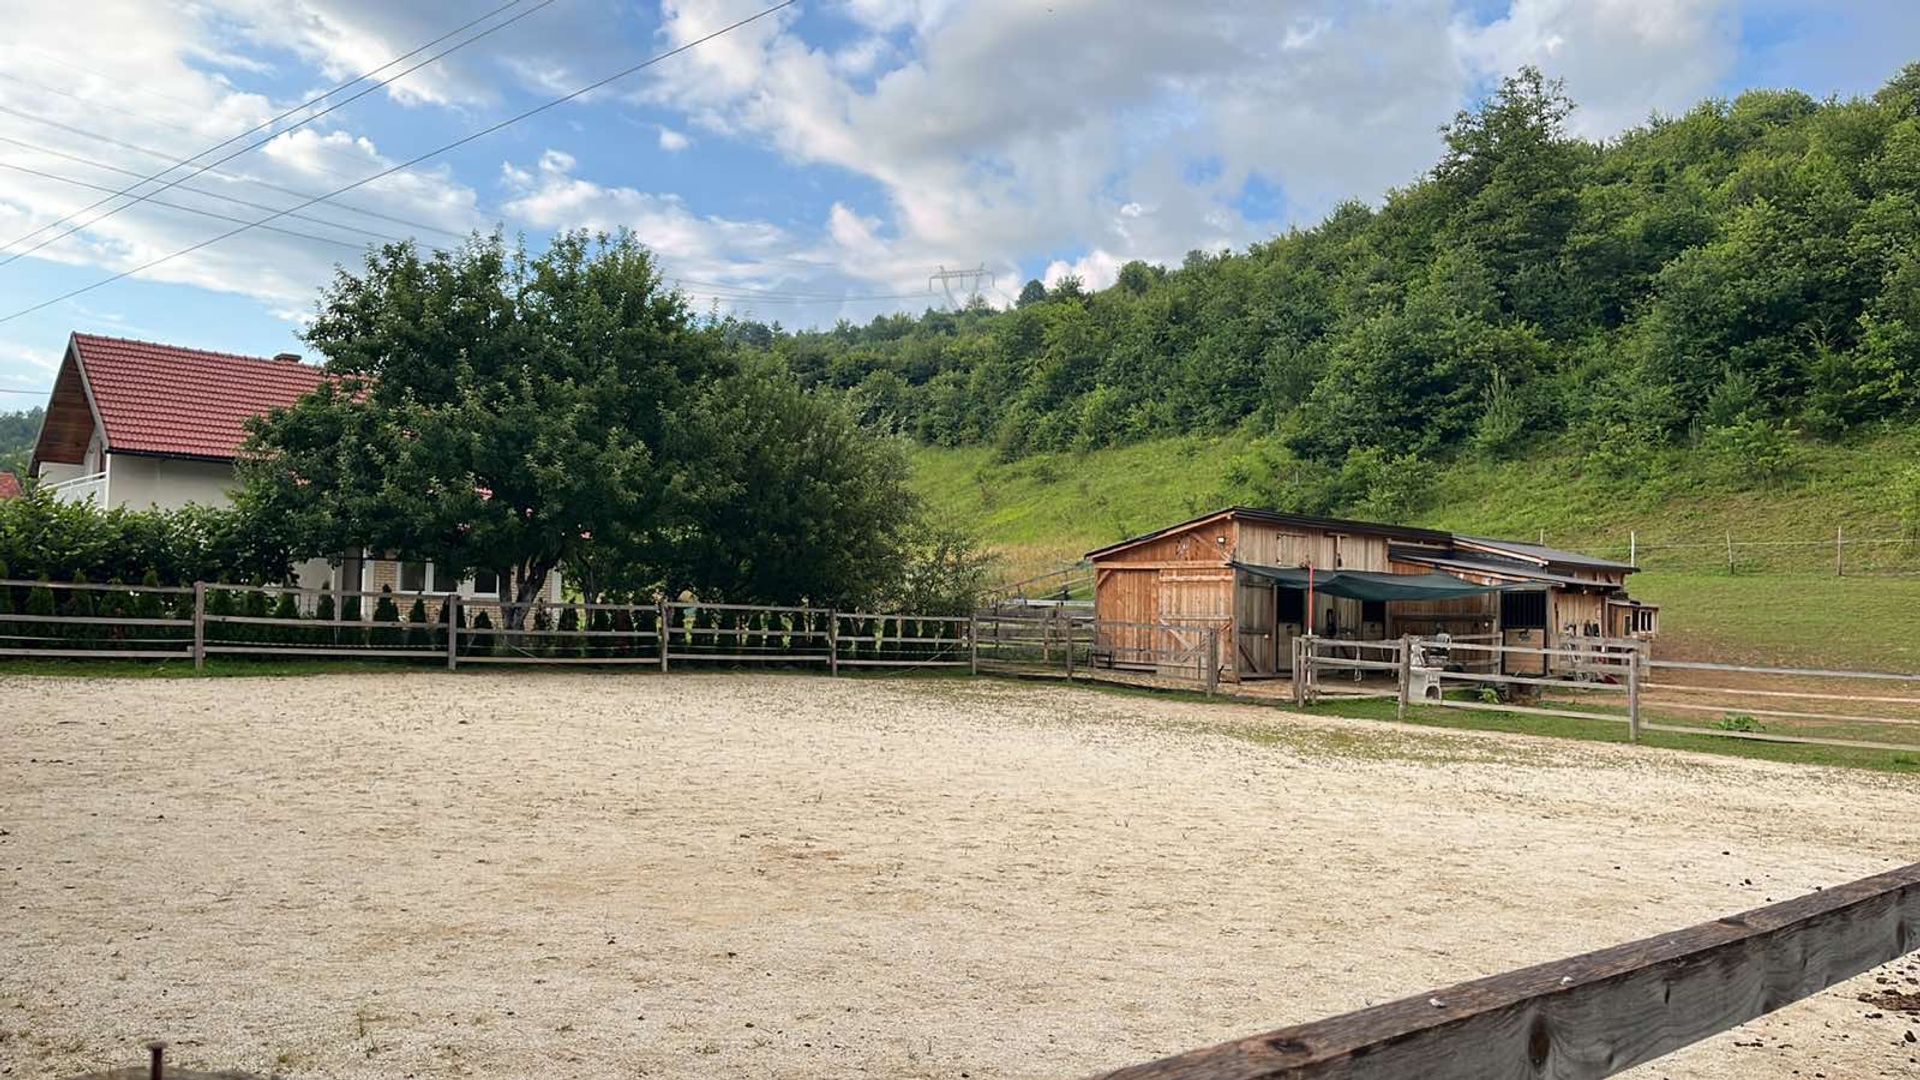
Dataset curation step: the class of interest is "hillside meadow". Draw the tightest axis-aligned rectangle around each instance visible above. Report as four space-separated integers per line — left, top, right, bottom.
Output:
911 429 1920 670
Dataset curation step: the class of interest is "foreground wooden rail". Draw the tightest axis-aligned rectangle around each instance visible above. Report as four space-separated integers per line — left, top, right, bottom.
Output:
1090 861 1920 1080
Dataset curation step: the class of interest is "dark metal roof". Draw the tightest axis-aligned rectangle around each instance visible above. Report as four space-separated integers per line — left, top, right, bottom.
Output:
1085 506 1450 560
1389 546 1625 591
1456 535 1636 572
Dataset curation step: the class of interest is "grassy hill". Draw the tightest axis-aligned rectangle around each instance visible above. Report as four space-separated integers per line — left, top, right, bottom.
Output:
912 428 1920 669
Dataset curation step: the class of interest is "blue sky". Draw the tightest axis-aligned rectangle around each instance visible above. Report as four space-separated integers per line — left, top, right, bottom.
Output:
0 0 1917 403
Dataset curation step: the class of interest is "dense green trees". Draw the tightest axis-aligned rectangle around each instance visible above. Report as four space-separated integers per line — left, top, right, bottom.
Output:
746 65 1920 500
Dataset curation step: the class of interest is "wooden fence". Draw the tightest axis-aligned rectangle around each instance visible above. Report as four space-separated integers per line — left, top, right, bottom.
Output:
1091 860 1920 1079
0 580 1213 689
1294 634 1920 754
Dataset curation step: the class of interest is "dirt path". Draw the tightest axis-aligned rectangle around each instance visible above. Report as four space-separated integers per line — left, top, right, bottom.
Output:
2 671 1916 1079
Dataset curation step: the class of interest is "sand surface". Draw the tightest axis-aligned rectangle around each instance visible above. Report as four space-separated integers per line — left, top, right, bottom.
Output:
2 671 1917 1079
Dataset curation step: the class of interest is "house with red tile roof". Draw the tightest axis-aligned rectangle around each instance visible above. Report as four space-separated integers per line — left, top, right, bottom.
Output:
31 332 328 510
27 332 560 602
0 472 22 501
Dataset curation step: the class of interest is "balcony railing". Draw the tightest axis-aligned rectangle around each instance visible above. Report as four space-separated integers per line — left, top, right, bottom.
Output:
46 470 106 505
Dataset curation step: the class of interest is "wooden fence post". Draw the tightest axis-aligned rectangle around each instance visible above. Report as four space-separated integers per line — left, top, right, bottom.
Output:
1396 634 1412 721
968 614 978 675
1836 525 1844 577
1064 616 1074 680
827 610 838 676
1627 641 1643 743
658 599 670 672
1205 627 1219 697
1726 530 1735 574
191 580 206 672
445 593 459 671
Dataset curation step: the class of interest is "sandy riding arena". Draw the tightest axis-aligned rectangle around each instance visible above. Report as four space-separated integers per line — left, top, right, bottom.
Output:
3 672 1917 1079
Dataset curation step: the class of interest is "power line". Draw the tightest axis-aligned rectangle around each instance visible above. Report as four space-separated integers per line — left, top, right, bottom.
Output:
0 386 50 396
0 0 556 266
0 1 798 327
0 135 408 245
0 105 469 241
0 160 374 252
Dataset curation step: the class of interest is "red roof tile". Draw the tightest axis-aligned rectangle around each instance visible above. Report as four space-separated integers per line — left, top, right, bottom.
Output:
0 472 21 500
71 333 328 461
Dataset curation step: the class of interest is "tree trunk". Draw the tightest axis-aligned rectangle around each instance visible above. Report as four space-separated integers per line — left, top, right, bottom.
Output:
502 557 558 632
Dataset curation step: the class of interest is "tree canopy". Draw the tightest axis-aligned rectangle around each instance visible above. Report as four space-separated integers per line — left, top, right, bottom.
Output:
240 230 952 623
739 65 1920 496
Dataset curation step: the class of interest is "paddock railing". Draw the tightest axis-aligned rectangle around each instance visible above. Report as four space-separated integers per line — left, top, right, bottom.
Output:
1294 633 1920 755
1090 860 1920 1080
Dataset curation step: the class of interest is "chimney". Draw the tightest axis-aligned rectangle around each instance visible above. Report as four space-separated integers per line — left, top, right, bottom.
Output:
274 352 301 363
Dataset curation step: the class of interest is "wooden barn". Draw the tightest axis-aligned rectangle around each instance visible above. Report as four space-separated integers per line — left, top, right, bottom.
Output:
1085 507 1657 683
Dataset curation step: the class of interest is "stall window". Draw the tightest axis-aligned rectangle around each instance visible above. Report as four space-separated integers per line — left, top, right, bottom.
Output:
1361 599 1387 624
1500 590 1547 629
1277 587 1305 624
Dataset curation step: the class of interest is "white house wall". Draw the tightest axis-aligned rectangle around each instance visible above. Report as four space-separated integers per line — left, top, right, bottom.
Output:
105 454 237 512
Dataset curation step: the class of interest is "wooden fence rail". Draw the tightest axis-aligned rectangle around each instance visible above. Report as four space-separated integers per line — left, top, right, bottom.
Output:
1292 634 1920 755
1090 861 1920 1080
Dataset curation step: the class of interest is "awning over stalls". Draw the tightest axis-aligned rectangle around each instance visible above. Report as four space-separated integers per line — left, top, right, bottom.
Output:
1230 562 1531 602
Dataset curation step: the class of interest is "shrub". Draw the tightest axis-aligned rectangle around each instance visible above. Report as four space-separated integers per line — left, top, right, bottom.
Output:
341 594 365 648
1715 713 1764 733
468 610 495 656
271 591 301 645
372 588 401 648
590 607 613 658
406 597 430 650
610 606 634 659
25 579 55 651
61 572 96 648
314 586 336 647
530 605 553 658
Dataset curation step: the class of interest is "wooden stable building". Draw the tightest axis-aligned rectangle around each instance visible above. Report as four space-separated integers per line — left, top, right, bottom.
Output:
1086 507 1657 682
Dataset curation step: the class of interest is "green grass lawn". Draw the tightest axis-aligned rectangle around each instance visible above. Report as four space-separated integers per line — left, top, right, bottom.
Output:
1628 572 1920 669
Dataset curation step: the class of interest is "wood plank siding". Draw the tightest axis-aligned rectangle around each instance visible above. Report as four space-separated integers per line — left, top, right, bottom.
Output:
1088 508 1646 684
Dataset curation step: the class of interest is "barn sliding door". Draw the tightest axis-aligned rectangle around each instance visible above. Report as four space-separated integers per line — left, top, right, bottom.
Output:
1158 567 1232 681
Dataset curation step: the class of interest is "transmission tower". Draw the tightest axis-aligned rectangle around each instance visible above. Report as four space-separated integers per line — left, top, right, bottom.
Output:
928 264 995 310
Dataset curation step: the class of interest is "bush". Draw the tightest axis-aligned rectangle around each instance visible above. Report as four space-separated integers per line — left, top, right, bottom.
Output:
372 588 401 648
314 586 337 647
1701 417 1800 488
468 610 495 656
271 592 301 645
0 488 289 586
406 597 430 650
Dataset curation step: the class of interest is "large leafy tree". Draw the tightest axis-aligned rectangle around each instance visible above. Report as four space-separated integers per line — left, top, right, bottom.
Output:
239 230 724 627
651 361 922 605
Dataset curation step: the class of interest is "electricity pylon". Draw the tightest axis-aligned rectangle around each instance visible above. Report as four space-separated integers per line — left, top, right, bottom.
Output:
928 264 995 310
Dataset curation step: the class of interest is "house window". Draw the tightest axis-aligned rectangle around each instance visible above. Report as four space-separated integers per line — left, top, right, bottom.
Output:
399 561 430 592
471 567 500 597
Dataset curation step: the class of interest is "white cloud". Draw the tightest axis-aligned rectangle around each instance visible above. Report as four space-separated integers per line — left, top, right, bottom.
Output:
1043 250 1124 292
658 126 691 152
500 148 792 280
1456 0 1740 137
0 0 486 313
643 0 1480 293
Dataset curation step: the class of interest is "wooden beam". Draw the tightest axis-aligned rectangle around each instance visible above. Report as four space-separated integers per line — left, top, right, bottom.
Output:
1089 862 1920 1080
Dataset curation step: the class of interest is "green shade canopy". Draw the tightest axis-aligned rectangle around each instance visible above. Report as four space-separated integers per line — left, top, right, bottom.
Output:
1231 562 1528 602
